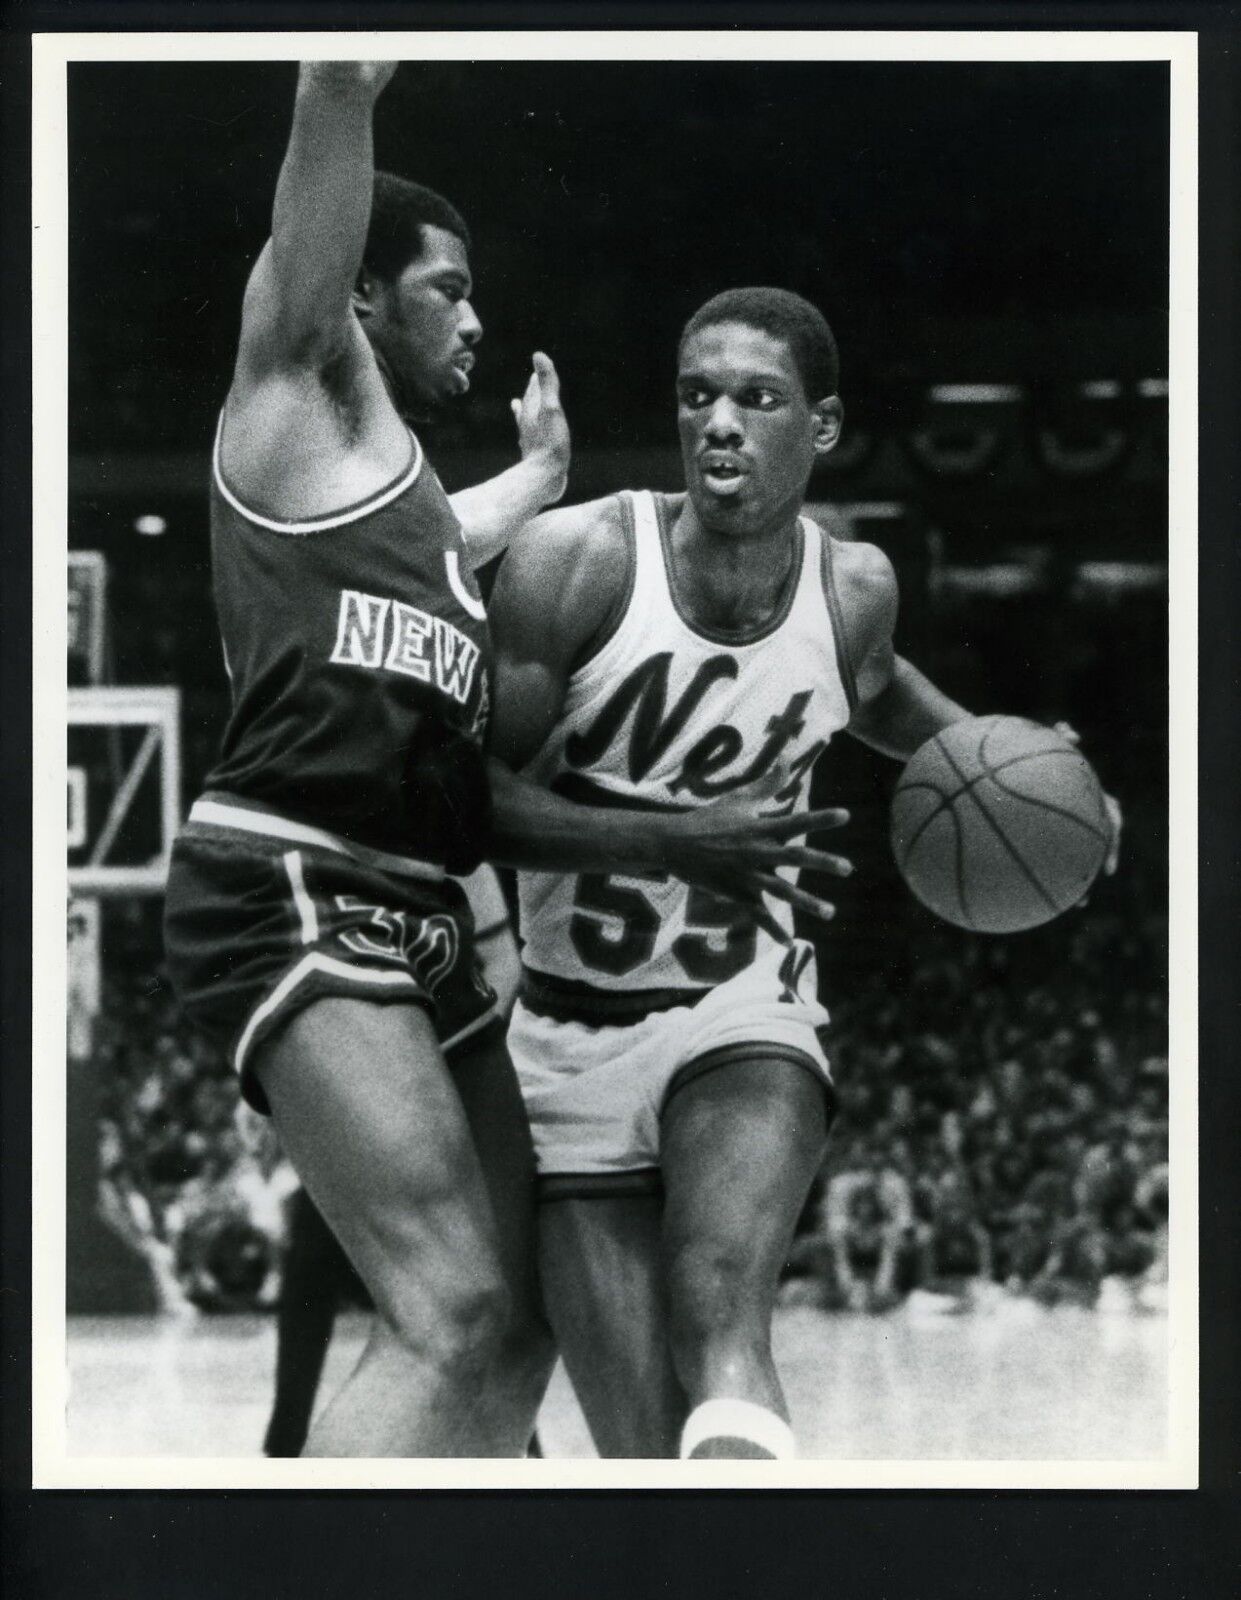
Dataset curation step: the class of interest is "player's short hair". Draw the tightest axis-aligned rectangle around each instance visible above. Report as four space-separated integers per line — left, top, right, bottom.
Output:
363 171 472 284
679 287 840 401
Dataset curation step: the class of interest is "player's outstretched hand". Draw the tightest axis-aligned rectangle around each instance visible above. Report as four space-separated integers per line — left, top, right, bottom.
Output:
512 351 570 506
360 61 399 92
656 800 852 942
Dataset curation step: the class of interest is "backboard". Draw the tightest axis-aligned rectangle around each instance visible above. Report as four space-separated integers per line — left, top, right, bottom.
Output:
68 687 181 896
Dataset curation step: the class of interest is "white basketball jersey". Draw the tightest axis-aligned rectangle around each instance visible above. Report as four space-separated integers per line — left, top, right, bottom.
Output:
518 490 857 1003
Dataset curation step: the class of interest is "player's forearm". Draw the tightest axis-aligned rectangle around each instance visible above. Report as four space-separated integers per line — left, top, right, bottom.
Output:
848 655 970 762
268 62 393 344
486 757 669 874
450 457 566 569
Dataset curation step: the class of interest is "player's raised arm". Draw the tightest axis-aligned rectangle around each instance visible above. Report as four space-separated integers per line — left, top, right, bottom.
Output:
449 353 571 567
236 61 397 377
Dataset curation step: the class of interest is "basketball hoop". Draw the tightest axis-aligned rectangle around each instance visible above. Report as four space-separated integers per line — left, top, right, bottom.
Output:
63 553 171 1312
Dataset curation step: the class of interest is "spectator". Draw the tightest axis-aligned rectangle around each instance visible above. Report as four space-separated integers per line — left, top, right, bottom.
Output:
913 1179 993 1307
823 1139 916 1312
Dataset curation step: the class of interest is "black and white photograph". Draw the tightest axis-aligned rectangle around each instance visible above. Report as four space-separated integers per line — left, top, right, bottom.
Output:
31 28 1196 1489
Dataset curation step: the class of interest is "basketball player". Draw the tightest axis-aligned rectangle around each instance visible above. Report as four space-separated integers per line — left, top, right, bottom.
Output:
163 66 847 1459
490 287 1120 1459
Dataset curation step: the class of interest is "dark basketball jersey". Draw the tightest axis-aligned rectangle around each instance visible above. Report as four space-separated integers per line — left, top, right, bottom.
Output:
205 419 492 859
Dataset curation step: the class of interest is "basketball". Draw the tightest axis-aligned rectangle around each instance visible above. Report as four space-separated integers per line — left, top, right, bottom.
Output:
891 716 1113 934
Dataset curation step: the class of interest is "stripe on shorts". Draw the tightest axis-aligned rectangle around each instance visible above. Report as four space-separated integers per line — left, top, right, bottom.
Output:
283 850 319 944
233 951 423 1076
188 795 445 883
538 1168 663 1203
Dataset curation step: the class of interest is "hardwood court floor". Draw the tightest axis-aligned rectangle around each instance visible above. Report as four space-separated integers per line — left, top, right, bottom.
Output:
66 1297 1167 1462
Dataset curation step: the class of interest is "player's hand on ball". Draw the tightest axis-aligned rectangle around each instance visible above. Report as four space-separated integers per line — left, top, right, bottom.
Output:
660 800 852 942
1053 721 1122 881
894 716 1112 932
1101 792 1123 876
512 351 570 506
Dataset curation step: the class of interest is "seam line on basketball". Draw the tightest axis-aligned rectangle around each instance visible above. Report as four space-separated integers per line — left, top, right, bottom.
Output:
896 745 1093 865
949 794 970 926
982 769 1112 845
936 739 1060 914
977 718 1111 846
898 730 977 864
896 784 950 867
976 744 1088 783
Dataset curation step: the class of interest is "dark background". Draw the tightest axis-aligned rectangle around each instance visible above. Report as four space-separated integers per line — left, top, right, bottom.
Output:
66 57 1170 981
68 59 1169 452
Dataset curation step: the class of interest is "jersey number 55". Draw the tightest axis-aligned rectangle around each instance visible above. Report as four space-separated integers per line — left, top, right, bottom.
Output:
569 872 757 984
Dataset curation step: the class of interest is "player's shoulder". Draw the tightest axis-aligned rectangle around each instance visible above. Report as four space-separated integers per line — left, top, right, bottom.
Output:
823 535 899 632
492 493 633 647
822 531 897 593
502 493 632 604
512 491 629 554
801 518 899 672
803 504 897 592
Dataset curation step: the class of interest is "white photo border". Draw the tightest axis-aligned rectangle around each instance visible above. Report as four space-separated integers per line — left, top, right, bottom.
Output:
31 26 1198 1491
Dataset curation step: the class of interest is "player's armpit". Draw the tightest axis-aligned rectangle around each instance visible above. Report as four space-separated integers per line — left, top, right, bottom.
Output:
1053 721 1123 876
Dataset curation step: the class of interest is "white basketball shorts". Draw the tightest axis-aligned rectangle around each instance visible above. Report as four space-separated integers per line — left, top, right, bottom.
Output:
507 941 834 1195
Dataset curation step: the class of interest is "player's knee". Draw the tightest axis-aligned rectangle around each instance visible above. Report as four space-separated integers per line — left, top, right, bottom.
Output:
381 1270 515 1380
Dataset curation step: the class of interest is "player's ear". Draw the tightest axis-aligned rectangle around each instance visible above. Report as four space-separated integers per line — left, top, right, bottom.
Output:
352 267 378 321
812 396 844 457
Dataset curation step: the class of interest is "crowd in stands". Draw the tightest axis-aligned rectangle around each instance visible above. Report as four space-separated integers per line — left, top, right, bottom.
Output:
82 884 1169 1317
784 900 1169 1316
88 940 295 1313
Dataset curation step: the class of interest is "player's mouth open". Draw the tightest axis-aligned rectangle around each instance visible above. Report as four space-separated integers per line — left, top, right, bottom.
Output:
700 456 746 495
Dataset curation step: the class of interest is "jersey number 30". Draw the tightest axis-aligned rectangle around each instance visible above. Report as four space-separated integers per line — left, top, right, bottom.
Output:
569 872 756 983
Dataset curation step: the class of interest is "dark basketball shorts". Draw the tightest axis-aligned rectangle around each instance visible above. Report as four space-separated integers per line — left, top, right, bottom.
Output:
164 792 502 1113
